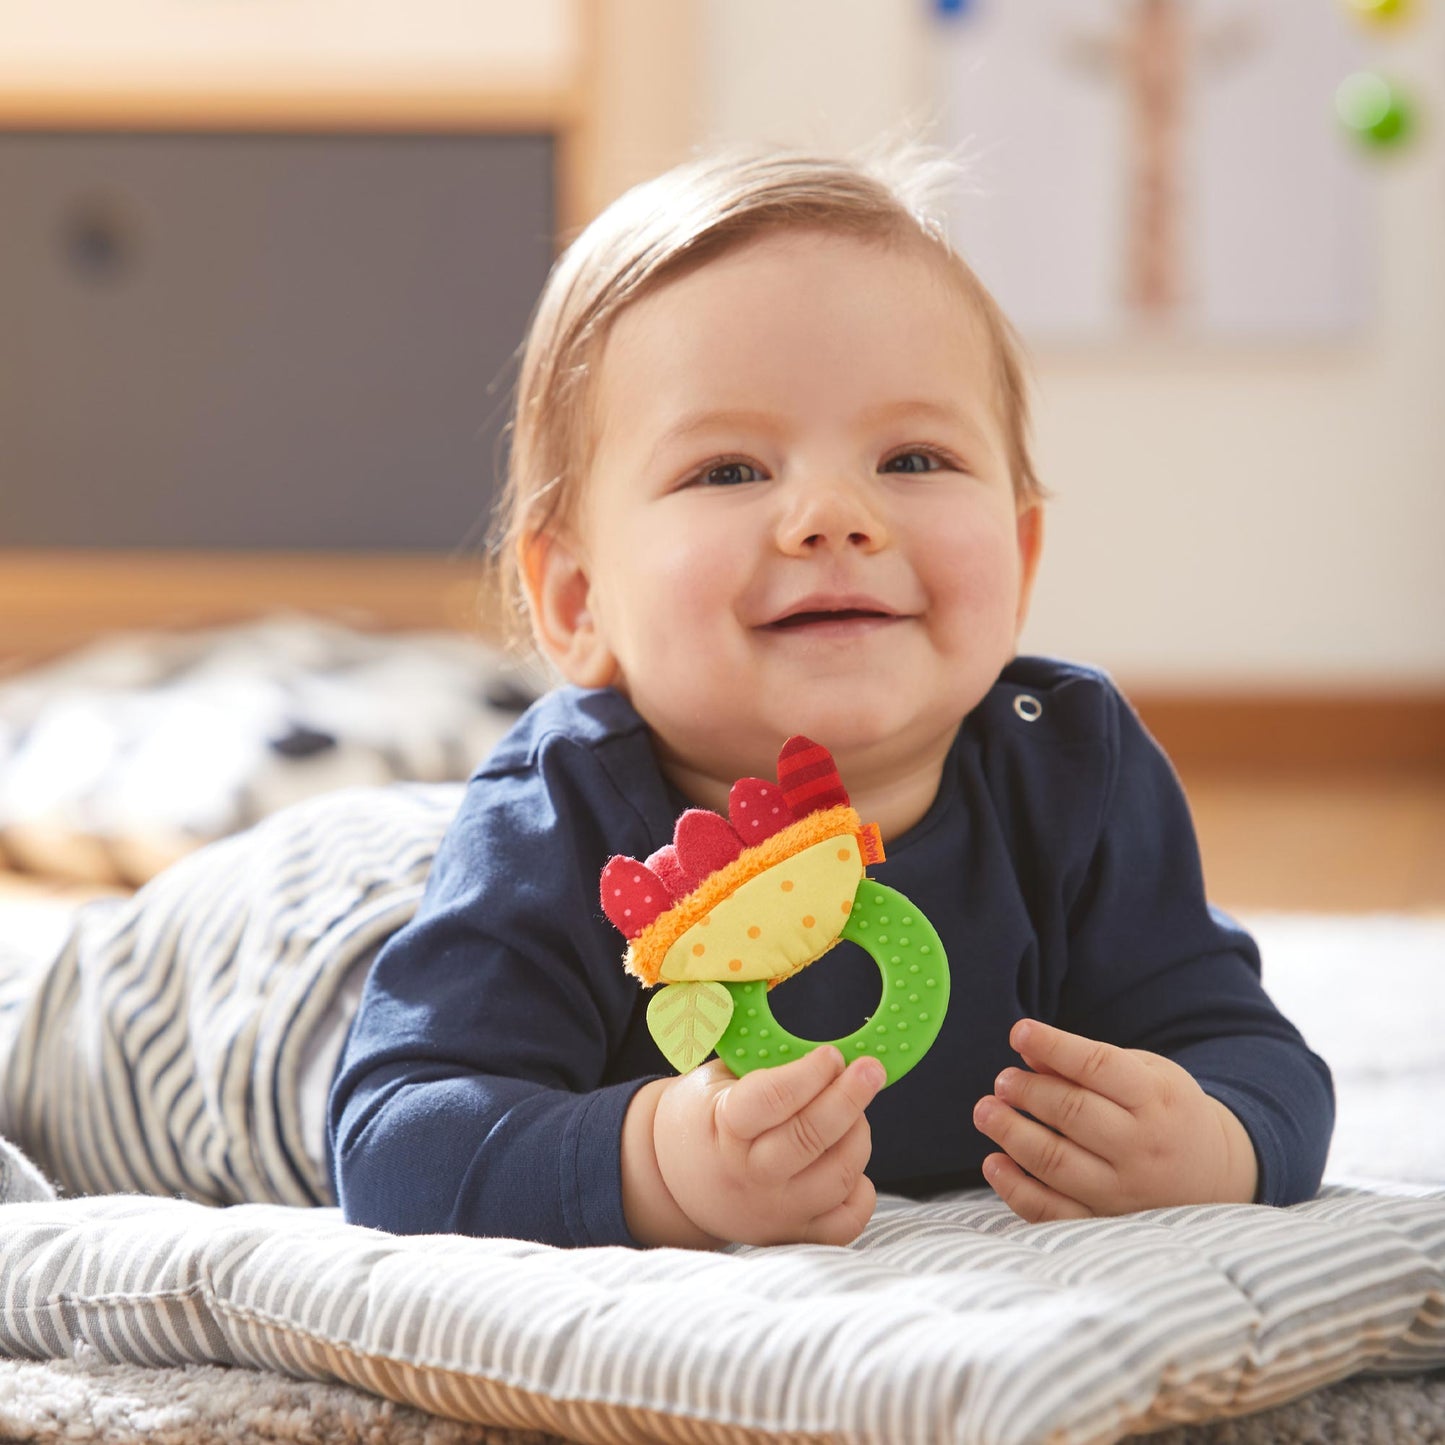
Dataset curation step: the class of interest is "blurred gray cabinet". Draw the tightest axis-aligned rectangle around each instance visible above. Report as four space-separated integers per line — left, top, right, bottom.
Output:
0 131 554 550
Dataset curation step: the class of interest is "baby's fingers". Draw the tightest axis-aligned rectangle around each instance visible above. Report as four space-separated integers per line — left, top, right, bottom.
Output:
993 1068 1132 1157
718 1045 850 1143
973 1095 1117 1207
981 1152 1092 1224
1009 1021 1154 1110
741 1054 885 1182
777 1112 875 1221
802 1170 878 1247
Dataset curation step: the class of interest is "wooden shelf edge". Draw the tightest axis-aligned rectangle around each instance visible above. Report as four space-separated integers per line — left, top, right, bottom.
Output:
0 79 583 132
1133 690 1445 774
0 549 502 666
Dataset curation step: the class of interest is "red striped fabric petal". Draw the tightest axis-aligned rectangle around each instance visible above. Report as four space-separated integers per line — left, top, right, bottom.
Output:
776 735 850 816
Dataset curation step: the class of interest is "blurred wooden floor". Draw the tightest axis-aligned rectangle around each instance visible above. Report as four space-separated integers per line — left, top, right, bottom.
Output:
1179 767 1445 915
2 768 1442 916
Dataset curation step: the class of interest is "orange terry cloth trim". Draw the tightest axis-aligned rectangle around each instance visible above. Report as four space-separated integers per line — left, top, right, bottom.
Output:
624 804 882 986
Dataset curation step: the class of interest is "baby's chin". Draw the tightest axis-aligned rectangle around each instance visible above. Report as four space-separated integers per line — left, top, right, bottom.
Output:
796 712 957 776
669 700 959 788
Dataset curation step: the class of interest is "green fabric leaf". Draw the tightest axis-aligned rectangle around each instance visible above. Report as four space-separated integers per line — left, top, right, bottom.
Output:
647 981 734 1074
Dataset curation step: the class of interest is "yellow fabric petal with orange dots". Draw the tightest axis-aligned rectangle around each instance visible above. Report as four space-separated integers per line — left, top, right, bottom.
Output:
659 835 863 983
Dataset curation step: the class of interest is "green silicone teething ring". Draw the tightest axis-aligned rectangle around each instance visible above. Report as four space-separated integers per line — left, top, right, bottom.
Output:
713 881 949 1087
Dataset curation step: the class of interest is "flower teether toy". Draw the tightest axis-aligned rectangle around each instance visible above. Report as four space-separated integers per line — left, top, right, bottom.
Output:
600 737 949 1087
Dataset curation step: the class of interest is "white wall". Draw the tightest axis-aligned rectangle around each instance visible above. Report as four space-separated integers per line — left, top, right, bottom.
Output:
699 0 1445 690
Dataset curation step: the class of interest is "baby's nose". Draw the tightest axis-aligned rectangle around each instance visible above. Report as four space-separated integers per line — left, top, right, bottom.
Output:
778 477 889 553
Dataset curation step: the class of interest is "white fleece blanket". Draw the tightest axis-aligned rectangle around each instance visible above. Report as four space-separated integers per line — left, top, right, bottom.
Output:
0 617 535 885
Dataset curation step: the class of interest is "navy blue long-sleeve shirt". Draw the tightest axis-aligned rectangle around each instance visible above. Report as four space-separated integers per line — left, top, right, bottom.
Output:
328 657 1334 1246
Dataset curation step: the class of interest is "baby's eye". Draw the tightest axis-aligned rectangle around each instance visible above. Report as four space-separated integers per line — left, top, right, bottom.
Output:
881 449 948 475
695 459 766 487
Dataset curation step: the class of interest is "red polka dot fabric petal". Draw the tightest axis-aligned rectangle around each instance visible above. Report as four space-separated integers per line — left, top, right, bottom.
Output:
727 777 796 845
599 856 669 939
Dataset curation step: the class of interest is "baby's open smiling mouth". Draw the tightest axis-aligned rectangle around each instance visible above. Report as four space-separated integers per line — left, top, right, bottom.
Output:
762 608 902 635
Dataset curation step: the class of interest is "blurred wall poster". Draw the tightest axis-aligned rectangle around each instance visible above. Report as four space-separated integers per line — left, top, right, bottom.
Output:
939 0 1371 342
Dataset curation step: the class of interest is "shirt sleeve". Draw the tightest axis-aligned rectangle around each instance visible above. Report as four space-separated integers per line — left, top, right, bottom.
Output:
327 734 662 1247
1056 687 1335 1206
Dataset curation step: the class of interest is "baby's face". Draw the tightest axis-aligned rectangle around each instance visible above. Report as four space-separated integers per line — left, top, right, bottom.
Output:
548 228 1041 795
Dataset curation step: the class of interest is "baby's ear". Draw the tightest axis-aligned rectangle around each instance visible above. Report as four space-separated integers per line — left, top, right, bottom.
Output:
1014 503 1045 636
519 532 619 689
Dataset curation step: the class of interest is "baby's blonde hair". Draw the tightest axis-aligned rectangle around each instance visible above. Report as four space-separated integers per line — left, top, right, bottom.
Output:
492 145 1043 642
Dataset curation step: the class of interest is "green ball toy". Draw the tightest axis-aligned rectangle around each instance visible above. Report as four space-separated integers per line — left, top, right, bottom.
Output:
1336 72 1414 148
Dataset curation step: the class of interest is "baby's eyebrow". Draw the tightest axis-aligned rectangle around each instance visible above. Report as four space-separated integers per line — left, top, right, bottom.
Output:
645 399 992 471
649 407 783 458
860 398 990 444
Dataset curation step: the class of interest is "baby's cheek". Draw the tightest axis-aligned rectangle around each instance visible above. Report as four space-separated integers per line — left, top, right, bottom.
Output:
925 529 1030 703
625 549 743 682
934 531 1020 623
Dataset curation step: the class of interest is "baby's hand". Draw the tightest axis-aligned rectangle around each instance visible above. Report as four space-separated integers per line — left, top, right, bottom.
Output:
637 1045 883 1247
973 1020 1259 1223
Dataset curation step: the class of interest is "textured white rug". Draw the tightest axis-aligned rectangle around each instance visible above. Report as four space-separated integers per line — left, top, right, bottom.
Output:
1243 912 1445 1186
0 1357 562 1444
1 1351 1440 1444
1148 1371 1445 1443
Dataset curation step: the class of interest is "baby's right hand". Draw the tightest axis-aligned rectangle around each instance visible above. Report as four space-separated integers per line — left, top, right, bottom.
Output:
651 1045 883 1247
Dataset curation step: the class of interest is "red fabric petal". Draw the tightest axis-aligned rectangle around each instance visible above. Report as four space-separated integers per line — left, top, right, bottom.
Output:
727 777 796 845
776 735 850 816
599 856 670 939
644 844 691 903
672 809 745 891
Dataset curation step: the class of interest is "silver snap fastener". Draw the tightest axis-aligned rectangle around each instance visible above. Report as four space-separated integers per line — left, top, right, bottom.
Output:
1013 694 1042 722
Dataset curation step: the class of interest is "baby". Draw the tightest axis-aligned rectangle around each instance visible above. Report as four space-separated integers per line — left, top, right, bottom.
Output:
328 148 1333 1249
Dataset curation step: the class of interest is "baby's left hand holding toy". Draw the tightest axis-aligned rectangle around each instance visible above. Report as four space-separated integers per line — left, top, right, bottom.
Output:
973 1019 1260 1222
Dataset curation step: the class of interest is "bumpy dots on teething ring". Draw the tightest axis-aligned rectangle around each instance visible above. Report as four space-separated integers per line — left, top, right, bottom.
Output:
600 736 949 1087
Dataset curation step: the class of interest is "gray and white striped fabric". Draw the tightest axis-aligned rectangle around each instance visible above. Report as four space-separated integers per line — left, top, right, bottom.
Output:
0 782 463 1207
0 1182 1442 1444
0 1135 54 1204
